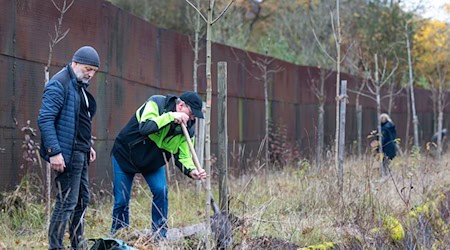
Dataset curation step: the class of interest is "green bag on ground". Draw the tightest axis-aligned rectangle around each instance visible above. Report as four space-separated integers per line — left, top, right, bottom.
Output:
86 238 138 250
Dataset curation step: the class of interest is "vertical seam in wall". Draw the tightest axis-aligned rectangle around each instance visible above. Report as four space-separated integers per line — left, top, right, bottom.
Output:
12 0 17 126
10 0 18 189
156 28 161 87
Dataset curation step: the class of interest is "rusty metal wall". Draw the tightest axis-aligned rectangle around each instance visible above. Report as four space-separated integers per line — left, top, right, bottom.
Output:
0 0 448 191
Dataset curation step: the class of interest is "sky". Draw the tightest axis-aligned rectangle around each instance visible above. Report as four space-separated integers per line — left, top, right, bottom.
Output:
401 0 450 23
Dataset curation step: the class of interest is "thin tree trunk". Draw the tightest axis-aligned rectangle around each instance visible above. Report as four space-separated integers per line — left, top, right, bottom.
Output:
264 64 269 169
193 0 200 93
405 86 411 153
374 54 385 176
437 83 444 159
44 0 74 230
193 0 202 193
388 78 394 115
316 104 324 168
387 76 395 114
316 69 325 169
197 117 205 168
431 87 438 133
356 97 362 157
334 0 342 174
406 23 419 150
185 1 235 246
204 2 213 246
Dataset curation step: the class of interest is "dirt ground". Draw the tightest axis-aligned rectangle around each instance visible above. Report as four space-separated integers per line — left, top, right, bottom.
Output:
127 234 302 250
233 236 301 250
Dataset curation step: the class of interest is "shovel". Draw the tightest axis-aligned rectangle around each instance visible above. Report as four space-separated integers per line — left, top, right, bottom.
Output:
180 123 233 249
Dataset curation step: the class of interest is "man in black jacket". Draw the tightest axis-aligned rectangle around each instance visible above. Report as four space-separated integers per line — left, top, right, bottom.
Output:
38 46 100 250
110 91 206 238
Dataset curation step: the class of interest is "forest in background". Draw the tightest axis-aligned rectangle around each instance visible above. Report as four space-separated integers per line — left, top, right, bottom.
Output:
106 0 450 173
108 0 449 91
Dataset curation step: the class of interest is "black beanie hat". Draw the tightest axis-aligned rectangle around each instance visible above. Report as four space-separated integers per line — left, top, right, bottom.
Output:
72 46 100 67
180 91 204 119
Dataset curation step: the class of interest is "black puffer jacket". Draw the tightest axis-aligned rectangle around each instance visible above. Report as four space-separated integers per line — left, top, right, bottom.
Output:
381 121 397 159
38 65 96 165
111 95 196 176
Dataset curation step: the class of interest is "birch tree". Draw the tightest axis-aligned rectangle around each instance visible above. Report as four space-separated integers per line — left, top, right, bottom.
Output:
359 53 399 175
309 0 347 191
308 67 332 168
44 0 74 229
406 23 420 150
185 0 207 192
185 0 206 92
185 0 234 247
273 0 351 179
234 51 281 169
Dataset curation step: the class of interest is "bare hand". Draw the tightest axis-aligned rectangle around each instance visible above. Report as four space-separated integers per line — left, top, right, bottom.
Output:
171 112 189 125
90 147 96 163
189 169 207 180
50 153 65 172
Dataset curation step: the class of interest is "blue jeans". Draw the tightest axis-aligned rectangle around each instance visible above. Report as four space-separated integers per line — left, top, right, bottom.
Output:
111 156 168 238
48 151 90 250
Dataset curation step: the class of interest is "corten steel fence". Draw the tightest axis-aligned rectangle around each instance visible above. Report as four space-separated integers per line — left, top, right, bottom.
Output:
0 0 447 191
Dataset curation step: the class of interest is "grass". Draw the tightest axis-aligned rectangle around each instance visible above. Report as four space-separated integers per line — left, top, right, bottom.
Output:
1 150 450 249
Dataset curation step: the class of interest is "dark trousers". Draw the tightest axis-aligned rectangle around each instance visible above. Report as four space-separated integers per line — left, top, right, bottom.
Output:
111 156 168 238
48 151 90 250
382 155 392 176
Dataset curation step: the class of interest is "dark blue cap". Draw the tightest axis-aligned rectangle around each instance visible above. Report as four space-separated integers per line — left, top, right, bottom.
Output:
180 91 204 119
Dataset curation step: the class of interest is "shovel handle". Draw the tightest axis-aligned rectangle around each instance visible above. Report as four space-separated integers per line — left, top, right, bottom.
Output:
181 123 221 214
180 123 203 172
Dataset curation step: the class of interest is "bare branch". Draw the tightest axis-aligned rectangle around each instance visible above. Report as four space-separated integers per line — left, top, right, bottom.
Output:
231 48 282 83
51 0 62 12
307 4 337 64
55 29 70 44
211 0 235 25
185 0 207 22
381 57 387 82
230 48 262 81
53 24 58 39
311 24 335 63
267 68 282 74
64 0 75 12
380 56 399 86
366 79 376 95
329 9 338 53
340 40 355 64
357 79 366 93
311 83 323 100
380 87 404 100
347 88 376 102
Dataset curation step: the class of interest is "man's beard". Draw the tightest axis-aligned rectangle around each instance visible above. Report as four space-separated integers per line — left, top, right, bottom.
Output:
79 78 90 84
75 72 90 84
